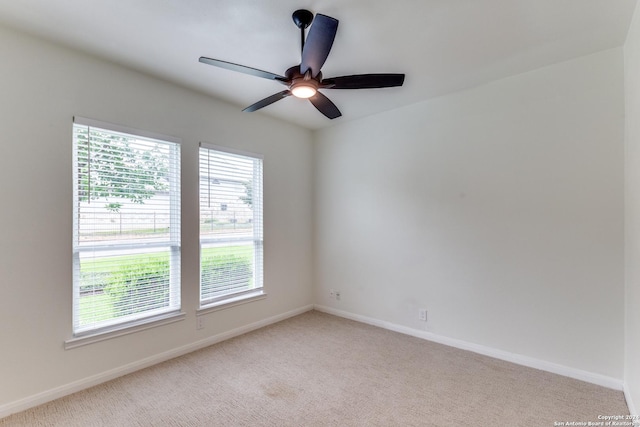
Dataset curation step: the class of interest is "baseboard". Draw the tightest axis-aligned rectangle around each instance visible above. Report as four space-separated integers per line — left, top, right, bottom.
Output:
314 305 624 391
0 304 314 419
625 383 639 416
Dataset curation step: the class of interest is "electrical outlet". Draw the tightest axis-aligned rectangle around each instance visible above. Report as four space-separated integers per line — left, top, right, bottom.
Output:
329 289 336 298
418 308 427 322
196 316 204 330
335 291 341 301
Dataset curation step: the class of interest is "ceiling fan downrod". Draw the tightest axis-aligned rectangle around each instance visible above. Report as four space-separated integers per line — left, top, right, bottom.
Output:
292 9 314 55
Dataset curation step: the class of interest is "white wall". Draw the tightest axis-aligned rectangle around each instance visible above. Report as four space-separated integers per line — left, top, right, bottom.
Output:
625 1 640 415
0 24 313 410
314 49 625 380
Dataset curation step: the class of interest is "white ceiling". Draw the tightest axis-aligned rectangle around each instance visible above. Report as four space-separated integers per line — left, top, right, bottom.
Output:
0 0 636 130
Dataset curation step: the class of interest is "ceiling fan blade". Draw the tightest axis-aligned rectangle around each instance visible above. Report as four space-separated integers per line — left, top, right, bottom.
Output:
199 57 287 83
243 90 291 112
300 14 338 78
321 74 405 89
308 92 341 119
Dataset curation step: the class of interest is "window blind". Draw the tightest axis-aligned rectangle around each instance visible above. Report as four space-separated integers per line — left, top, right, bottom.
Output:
199 143 263 305
72 118 181 335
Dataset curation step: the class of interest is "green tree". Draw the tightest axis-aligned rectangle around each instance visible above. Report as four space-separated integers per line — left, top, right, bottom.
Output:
240 180 252 208
76 128 168 212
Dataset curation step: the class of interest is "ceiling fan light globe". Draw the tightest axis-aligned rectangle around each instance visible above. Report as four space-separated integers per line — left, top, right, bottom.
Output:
292 85 317 98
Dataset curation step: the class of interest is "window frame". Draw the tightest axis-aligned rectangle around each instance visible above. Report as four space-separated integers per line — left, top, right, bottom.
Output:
67 117 184 347
198 142 265 310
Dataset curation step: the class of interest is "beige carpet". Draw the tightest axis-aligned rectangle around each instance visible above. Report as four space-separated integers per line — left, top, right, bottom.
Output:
0 311 629 426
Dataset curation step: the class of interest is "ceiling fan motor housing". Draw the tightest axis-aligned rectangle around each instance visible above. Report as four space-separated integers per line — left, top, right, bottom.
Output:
287 66 320 98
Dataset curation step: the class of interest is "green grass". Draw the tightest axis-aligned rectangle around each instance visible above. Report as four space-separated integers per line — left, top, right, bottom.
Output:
82 245 252 273
81 251 169 273
79 245 253 325
200 245 252 261
79 292 115 324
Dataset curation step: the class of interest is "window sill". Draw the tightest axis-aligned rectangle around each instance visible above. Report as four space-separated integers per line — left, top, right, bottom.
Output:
197 291 267 316
65 311 186 350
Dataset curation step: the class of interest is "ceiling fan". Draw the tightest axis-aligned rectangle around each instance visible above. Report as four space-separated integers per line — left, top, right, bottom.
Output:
199 9 405 119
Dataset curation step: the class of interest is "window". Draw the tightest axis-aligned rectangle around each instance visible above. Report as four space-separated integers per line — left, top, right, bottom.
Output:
199 143 263 307
72 117 181 337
